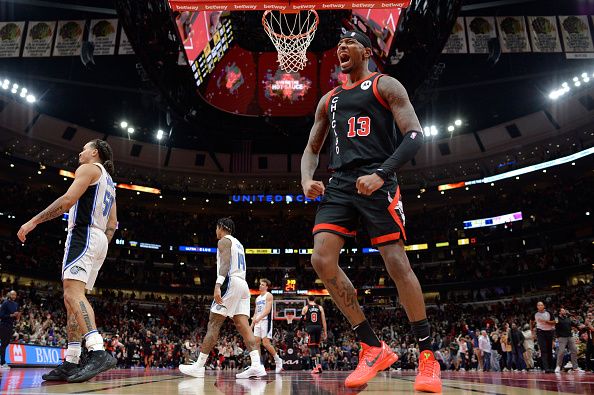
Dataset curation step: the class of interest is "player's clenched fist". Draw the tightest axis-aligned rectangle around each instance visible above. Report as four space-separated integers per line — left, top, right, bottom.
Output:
302 180 325 199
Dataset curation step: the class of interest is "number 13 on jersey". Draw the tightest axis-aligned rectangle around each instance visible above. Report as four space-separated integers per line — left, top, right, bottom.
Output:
347 116 371 137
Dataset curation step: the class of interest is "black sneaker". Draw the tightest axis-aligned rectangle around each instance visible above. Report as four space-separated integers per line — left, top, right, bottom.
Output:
67 351 116 383
42 361 80 381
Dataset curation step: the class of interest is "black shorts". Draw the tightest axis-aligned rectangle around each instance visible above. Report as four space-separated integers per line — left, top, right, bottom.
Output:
313 169 406 246
306 325 322 346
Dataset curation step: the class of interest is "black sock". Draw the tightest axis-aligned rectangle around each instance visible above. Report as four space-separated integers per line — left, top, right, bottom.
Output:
353 320 381 347
411 318 432 351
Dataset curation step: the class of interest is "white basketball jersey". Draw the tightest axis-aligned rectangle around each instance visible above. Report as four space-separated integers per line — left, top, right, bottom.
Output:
217 235 246 280
255 293 270 317
68 163 116 232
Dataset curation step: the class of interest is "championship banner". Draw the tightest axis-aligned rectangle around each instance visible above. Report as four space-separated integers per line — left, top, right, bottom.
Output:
118 27 135 55
497 16 530 53
0 22 25 58
52 20 84 57
168 1 412 12
442 17 467 54
4 343 65 367
22 21 56 57
89 19 118 55
465 16 496 54
558 15 594 53
528 16 562 53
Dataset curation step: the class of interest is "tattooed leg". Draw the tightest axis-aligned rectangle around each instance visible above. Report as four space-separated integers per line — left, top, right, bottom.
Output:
200 312 227 355
67 311 82 342
310 232 365 325
63 280 97 333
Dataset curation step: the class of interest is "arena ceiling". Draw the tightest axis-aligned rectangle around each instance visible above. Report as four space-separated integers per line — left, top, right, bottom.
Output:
1 0 593 155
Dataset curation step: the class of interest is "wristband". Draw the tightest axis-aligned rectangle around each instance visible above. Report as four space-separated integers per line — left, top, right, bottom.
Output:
374 168 389 181
216 275 226 285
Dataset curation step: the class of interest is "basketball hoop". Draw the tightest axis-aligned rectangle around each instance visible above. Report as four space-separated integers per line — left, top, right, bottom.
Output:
262 9 319 73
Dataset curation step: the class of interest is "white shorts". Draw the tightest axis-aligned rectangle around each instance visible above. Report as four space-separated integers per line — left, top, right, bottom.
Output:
210 277 250 318
62 227 108 290
254 319 273 339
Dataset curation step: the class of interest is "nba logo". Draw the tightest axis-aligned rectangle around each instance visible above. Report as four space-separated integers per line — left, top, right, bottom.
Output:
9 344 26 364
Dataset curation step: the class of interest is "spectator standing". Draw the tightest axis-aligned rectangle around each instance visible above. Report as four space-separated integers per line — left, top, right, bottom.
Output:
478 330 492 371
522 324 535 370
0 291 19 368
554 308 581 373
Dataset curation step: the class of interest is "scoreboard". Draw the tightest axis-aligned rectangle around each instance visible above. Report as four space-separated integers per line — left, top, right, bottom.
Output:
190 17 233 87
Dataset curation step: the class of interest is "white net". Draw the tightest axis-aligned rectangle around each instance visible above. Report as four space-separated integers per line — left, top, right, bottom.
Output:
262 10 319 73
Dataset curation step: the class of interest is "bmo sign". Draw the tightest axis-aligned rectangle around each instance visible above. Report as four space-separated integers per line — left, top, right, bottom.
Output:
6 344 65 366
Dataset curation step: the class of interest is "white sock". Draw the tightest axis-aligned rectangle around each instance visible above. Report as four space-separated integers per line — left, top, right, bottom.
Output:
65 342 81 364
196 352 208 368
274 354 282 362
84 331 104 351
250 350 261 367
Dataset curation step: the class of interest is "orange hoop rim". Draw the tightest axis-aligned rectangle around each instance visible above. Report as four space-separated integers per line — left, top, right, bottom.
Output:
262 9 319 41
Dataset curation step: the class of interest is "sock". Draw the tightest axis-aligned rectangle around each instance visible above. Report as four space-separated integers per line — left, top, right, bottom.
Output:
274 353 282 362
65 342 81 364
353 320 381 347
196 352 208 368
250 350 261 367
84 330 104 352
411 318 432 352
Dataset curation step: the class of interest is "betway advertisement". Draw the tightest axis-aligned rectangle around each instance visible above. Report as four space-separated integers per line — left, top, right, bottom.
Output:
4 344 65 366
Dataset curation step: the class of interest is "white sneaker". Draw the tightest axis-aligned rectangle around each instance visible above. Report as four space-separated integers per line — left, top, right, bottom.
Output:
554 366 561 373
0 364 9 369
236 364 267 379
275 359 283 373
572 367 585 373
179 362 205 377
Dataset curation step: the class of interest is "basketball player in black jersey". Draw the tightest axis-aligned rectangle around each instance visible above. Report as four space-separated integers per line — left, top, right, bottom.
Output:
300 31 441 392
301 296 327 373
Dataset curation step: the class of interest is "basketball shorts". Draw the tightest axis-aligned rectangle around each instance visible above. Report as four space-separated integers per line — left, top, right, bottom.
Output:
306 325 322 346
313 169 406 246
62 226 108 290
210 277 250 318
254 319 273 339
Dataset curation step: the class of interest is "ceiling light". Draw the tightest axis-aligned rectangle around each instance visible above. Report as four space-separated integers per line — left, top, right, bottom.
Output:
19 91 26 97
454 119 462 126
120 121 128 129
430 125 438 136
584 77 590 83
12 83 18 90
575 81 581 87
127 127 134 133
26 95 36 103
561 82 568 88
423 126 430 134
582 72 588 78
447 125 455 132
573 77 579 82
156 129 164 140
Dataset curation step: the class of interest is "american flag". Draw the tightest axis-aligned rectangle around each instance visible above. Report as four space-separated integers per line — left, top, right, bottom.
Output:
231 140 252 173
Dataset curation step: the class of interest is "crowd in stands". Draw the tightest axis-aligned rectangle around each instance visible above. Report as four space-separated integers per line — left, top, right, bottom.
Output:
2 281 592 373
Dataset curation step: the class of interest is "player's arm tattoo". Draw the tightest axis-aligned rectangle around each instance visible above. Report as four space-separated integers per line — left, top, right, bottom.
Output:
32 198 68 224
301 94 330 183
377 76 422 134
79 301 94 332
201 312 227 354
217 238 232 278
105 227 116 243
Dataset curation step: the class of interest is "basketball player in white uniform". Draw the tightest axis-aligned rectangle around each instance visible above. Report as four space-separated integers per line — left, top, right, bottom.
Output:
252 279 283 373
179 218 266 379
17 139 117 382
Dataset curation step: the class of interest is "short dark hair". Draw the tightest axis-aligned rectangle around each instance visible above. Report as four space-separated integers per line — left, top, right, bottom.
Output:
308 295 316 302
260 278 271 287
90 139 115 176
217 217 235 235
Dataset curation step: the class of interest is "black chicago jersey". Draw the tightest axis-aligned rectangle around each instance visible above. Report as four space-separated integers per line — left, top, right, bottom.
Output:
304 304 322 327
325 72 397 172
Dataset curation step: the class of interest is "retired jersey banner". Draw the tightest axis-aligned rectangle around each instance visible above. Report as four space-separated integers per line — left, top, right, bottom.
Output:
497 16 530 52
0 22 25 58
22 21 56 57
559 15 594 53
4 343 65 366
89 19 118 55
528 16 562 53
117 27 135 55
168 1 412 12
442 17 467 54
52 20 84 56
466 16 497 54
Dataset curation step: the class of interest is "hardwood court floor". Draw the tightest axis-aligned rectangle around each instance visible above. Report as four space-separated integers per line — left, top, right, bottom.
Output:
1 368 593 394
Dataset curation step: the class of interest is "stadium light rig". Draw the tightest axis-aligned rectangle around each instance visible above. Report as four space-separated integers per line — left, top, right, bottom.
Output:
1 77 36 103
548 70 594 100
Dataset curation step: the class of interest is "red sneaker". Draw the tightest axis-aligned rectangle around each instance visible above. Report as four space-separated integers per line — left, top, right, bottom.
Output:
311 366 320 374
345 341 398 388
414 350 442 393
